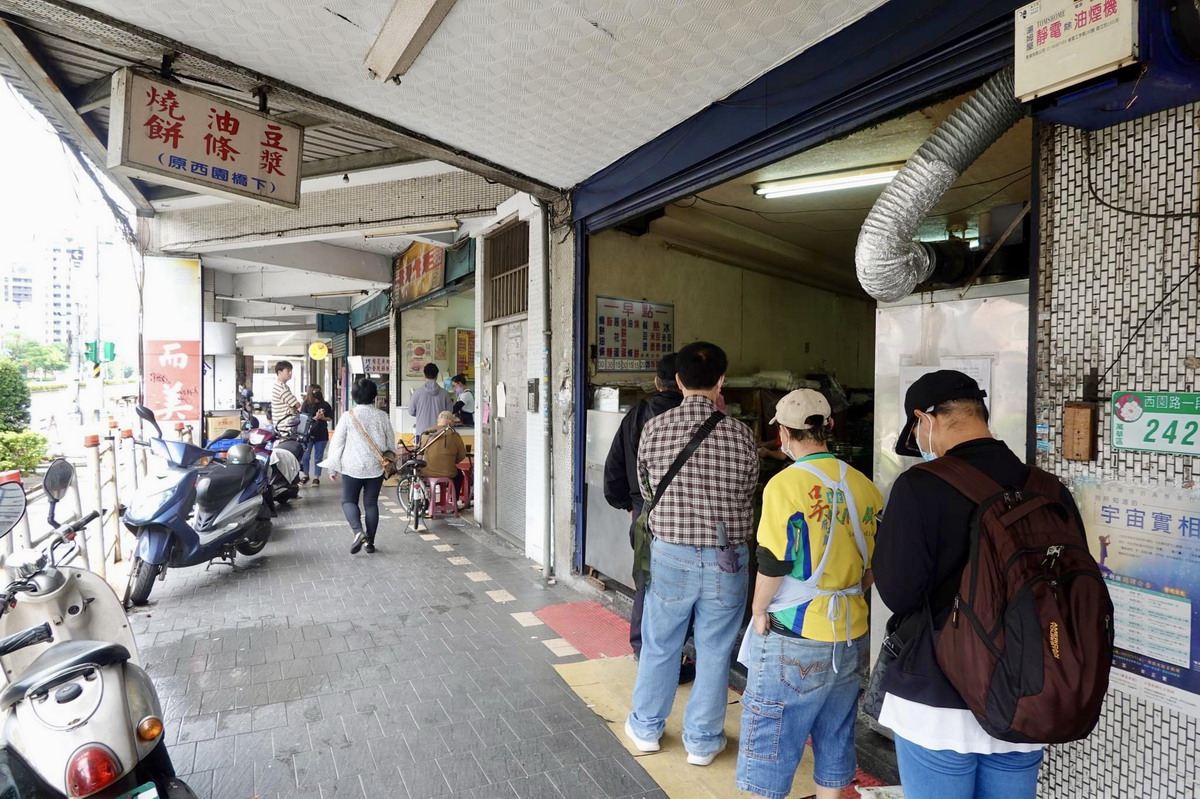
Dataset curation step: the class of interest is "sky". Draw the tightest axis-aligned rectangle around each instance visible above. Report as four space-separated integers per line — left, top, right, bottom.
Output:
0 79 141 356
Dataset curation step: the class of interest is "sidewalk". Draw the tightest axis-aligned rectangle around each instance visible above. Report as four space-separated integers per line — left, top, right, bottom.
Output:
130 483 666 799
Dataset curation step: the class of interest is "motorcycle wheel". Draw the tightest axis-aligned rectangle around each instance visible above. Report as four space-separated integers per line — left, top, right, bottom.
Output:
128 557 159 606
236 521 271 556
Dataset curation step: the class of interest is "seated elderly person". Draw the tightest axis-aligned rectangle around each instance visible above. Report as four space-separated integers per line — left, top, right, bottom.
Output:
419 411 468 502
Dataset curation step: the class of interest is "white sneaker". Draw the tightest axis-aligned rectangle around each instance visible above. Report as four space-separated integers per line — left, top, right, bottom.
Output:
623 719 661 753
686 736 727 766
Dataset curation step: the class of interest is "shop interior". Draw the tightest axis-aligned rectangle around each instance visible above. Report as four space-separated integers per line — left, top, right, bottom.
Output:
396 286 477 448
584 88 1035 591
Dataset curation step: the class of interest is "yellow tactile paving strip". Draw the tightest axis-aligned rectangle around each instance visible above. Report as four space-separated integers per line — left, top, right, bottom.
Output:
554 656 818 798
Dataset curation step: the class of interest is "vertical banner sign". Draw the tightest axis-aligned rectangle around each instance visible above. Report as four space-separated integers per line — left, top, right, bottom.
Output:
1112 391 1200 457
595 297 673 372
108 69 303 208
1077 480 1200 718
454 328 476 381
394 243 446 304
143 257 202 434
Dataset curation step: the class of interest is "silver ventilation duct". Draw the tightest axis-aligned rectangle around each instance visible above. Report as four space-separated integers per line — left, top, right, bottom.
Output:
855 65 1027 302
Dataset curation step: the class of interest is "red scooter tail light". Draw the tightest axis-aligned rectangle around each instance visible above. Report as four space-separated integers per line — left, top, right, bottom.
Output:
65 744 122 797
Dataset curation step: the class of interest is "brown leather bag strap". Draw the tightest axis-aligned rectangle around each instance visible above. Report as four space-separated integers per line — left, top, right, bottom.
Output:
347 409 389 469
913 456 1006 504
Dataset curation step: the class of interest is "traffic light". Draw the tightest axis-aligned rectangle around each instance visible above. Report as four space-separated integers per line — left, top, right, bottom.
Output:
84 341 97 364
101 342 115 363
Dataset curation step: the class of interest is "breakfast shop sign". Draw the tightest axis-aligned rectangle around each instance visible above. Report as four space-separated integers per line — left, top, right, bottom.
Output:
108 69 303 208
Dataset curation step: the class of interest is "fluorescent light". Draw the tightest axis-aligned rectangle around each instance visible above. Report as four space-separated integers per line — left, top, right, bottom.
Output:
362 219 460 239
365 0 459 82
310 289 370 298
754 163 905 199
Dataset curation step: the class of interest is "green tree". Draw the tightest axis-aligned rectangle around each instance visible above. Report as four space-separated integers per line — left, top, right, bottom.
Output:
3 335 69 379
0 358 31 432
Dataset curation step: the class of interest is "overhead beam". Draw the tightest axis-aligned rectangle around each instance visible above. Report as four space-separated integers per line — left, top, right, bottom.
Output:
70 71 115 114
202 242 391 282
235 323 316 334
301 147 425 179
0 20 156 217
0 0 560 199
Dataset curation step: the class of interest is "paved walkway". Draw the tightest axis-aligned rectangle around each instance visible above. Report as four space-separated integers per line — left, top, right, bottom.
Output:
131 483 665 799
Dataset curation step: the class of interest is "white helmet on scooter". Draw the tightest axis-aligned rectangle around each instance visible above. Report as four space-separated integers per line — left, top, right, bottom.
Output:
227 443 256 465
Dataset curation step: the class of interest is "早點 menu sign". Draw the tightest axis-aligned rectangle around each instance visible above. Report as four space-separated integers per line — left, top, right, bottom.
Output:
595 297 673 372
108 69 303 208
1077 480 1200 717
1112 391 1200 457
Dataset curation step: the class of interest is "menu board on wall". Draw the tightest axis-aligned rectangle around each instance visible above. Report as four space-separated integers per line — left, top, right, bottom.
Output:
1077 479 1200 718
453 328 475 381
595 296 673 372
404 340 433 377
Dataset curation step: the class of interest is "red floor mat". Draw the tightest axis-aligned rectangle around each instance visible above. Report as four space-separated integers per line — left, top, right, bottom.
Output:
534 601 634 659
839 769 886 797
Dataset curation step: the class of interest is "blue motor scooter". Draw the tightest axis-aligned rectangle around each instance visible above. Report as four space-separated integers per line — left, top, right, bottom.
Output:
122 406 272 605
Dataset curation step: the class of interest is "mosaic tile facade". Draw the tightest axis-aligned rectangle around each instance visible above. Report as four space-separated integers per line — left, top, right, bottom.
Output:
1036 102 1200 798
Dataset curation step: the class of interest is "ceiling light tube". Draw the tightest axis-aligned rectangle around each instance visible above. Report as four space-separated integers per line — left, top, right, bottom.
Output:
754 163 905 199
309 289 370 298
362 219 460 239
365 0 459 81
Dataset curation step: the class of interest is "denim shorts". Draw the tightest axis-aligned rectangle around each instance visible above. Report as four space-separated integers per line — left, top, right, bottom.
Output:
736 628 868 799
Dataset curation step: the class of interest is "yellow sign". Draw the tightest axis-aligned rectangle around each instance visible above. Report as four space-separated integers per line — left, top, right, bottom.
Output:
394 242 446 304
308 341 329 361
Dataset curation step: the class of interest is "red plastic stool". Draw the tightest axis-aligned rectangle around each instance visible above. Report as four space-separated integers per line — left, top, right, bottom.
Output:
424 477 458 517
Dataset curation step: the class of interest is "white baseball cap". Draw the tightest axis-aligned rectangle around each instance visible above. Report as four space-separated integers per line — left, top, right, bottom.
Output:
770 389 832 428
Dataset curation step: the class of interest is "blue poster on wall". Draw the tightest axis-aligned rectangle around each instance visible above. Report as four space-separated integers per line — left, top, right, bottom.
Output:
1078 480 1200 717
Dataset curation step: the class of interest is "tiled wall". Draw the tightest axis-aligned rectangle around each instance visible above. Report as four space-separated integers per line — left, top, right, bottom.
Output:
1036 103 1199 798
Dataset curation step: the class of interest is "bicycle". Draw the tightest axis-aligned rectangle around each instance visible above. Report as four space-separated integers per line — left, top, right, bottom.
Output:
395 451 430 533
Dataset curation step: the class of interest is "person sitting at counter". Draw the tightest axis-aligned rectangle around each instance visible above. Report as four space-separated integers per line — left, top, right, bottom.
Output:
602 353 683 663
451 374 475 426
419 410 468 503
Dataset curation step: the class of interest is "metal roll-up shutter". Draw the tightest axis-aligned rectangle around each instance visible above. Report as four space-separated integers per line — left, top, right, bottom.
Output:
330 333 348 358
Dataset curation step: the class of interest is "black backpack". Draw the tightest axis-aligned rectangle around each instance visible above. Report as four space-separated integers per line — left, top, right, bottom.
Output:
916 456 1114 744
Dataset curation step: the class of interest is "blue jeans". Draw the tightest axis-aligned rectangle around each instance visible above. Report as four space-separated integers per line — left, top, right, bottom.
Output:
894 735 1044 799
301 439 327 477
628 538 748 756
736 630 866 798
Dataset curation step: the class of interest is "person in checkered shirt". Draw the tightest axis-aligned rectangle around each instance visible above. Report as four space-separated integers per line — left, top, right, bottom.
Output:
624 341 758 767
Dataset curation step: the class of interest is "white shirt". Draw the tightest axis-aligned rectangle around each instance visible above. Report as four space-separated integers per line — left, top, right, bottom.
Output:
879 693 1045 755
458 389 475 413
321 405 396 479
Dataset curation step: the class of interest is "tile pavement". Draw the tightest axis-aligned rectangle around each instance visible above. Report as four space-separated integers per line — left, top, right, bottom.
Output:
130 484 664 799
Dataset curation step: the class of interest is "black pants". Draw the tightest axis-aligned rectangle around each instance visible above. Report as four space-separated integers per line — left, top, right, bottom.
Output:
341 474 383 542
629 498 646 657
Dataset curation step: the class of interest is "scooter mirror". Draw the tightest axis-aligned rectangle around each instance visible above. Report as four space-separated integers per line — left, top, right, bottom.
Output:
0 483 26 539
42 458 74 502
135 404 164 438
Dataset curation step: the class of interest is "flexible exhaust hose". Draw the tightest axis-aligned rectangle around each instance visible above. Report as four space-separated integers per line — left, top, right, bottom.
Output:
855 65 1027 302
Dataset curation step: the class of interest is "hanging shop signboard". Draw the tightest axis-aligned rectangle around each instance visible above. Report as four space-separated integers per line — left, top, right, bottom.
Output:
595 297 673 372
143 257 202 433
1013 0 1137 102
1076 479 1200 718
1112 391 1200 457
394 242 446 304
108 69 303 208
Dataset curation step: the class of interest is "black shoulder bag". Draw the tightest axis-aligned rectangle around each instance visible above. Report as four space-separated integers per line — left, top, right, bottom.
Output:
632 411 724 582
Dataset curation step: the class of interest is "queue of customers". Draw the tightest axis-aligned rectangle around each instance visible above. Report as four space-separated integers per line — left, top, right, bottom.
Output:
608 343 1110 799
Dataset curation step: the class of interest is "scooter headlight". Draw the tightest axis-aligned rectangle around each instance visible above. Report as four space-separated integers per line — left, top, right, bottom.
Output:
126 482 178 520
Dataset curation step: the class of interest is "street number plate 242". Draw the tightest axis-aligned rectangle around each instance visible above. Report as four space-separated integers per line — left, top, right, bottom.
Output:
1112 391 1200 457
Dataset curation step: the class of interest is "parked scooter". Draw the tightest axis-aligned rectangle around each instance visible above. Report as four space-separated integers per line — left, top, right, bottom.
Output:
0 460 194 798
244 428 303 505
122 406 272 606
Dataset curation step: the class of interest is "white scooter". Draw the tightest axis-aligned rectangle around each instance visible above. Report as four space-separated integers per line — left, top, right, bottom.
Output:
0 459 194 798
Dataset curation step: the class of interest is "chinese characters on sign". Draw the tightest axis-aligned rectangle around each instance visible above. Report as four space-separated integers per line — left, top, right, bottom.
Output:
109 69 303 208
595 297 674 372
453 328 476 381
1078 480 1200 718
142 257 202 436
394 243 446 304
1112 391 1200 457
1014 0 1136 101
146 340 201 426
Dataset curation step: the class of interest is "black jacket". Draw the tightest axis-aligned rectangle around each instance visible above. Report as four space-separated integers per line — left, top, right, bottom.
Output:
602 390 684 512
874 438 1084 708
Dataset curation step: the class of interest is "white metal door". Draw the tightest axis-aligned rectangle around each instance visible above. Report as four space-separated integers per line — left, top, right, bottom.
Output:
489 321 527 545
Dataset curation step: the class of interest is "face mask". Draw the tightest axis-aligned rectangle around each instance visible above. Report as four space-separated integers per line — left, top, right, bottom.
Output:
454 385 464 395
917 416 938 462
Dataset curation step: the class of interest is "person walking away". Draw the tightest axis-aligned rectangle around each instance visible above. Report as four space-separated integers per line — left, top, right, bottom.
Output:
450 374 475 426
271 361 300 436
873 370 1108 799
419 411 469 503
322 378 396 555
410 363 453 445
624 341 758 766
602 353 683 661
735 389 883 799
299 385 334 485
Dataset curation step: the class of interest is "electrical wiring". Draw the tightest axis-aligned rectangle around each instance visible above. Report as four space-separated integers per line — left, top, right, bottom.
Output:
1083 134 1200 219
1096 263 1200 389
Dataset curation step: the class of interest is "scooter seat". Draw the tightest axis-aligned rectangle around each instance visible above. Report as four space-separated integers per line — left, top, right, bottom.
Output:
0 640 130 709
196 463 258 510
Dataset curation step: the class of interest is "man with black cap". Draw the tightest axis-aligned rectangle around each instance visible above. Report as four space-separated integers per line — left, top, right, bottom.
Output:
602 352 683 660
874 370 1078 798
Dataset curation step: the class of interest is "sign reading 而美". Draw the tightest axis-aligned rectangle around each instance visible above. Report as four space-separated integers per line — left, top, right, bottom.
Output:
1112 391 1200 457
108 69 303 208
